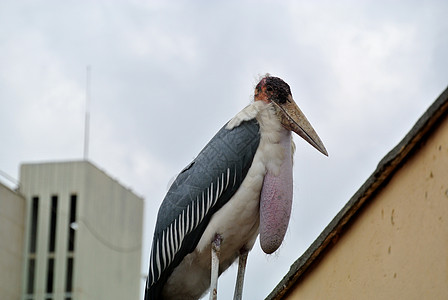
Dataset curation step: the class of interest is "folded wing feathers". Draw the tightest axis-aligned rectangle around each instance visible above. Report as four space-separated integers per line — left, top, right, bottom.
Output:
168 223 174 263
155 239 161 283
149 167 234 285
165 227 171 264
226 167 230 190
185 204 191 235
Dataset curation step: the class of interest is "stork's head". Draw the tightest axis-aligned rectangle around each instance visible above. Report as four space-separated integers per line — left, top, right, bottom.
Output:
255 75 328 156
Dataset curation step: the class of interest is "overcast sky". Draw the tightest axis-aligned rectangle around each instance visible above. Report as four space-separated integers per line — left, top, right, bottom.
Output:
1 1 448 299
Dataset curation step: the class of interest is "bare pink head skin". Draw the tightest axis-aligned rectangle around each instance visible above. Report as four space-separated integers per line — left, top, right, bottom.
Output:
255 75 328 254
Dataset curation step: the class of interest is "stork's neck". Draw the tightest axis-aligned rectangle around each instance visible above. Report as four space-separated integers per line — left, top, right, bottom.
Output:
227 101 294 175
227 101 281 133
255 101 287 143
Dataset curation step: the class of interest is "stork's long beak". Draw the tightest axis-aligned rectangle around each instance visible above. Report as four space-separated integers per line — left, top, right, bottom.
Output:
274 96 328 156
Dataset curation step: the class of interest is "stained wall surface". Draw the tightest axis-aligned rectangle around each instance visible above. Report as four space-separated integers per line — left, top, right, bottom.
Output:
286 116 448 299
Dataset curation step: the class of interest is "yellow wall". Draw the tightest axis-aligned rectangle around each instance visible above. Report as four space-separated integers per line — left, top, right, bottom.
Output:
287 117 448 299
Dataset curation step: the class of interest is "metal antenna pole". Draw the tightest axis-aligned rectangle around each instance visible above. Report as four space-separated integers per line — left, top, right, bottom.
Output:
83 65 91 160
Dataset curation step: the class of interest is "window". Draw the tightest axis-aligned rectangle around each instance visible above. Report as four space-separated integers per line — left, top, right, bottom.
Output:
27 196 39 296
45 195 58 300
65 194 77 297
46 258 54 294
65 257 74 293
48 195 58 253
29 196 39 253
67 194 77 252
26 258 35 294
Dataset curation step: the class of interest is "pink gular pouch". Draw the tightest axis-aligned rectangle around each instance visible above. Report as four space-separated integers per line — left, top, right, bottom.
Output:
259 130 293 254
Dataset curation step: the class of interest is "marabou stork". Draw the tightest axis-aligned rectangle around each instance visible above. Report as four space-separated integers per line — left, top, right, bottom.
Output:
145 75 328 300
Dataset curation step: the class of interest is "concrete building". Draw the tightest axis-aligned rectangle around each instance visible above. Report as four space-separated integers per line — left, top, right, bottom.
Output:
0 181 26 299
267 86 448 299
19 161 144 300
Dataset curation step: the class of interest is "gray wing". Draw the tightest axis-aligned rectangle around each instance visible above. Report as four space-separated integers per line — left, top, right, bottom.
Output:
145 118 260 299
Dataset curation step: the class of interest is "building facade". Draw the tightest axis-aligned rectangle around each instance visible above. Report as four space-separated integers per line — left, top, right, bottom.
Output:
0 181 26 299
19 161 144 300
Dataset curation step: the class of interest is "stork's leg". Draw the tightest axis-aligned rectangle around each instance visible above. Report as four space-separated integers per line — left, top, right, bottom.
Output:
210 234 222 300
233 249 248 300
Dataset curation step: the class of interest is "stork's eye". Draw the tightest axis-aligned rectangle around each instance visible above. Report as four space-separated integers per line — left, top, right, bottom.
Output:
278 97 287 104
